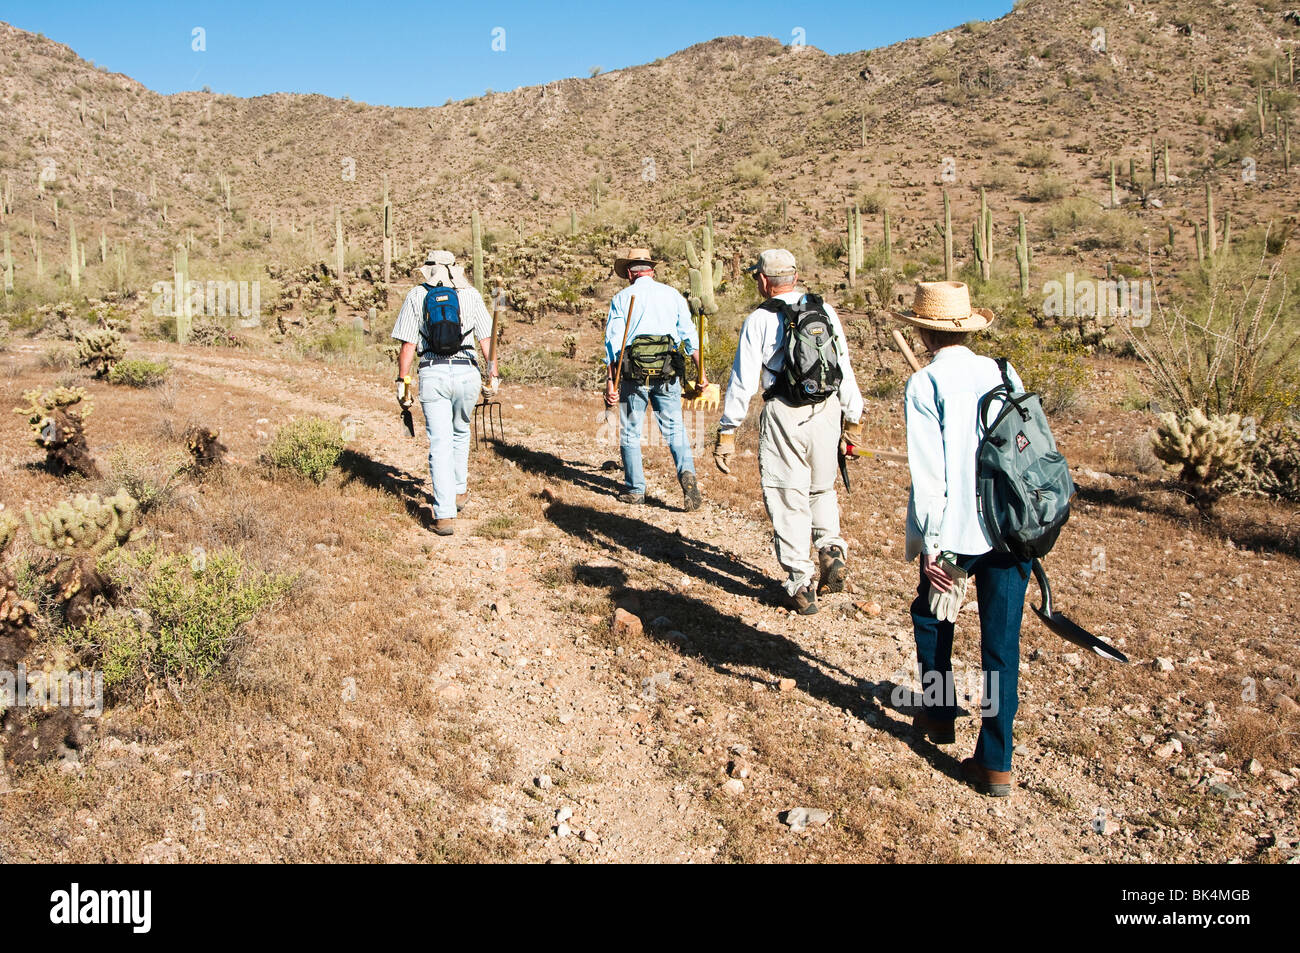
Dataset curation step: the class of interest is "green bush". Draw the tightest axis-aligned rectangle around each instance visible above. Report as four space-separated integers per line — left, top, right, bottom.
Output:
79 546 294 692
107 357 170 387
974 310 1088 415
1027 173 1068 203
266 417 345 483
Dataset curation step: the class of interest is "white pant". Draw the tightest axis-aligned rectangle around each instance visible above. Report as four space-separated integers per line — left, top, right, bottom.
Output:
758 395 846 595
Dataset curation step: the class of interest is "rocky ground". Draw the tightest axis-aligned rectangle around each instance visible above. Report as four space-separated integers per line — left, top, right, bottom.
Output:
1 337 1295 863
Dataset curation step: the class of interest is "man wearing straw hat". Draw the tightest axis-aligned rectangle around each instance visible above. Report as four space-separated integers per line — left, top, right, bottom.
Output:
603 247 702 512
890 280 1030 798
713 249 864 615
392 249 499 536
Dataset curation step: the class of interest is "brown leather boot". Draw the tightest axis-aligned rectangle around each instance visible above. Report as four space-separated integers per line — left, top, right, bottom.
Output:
817 545 847 594
433 518 455 537
913 711 956 745
787 584 818 615
680 471 701 512
961 757 1012 797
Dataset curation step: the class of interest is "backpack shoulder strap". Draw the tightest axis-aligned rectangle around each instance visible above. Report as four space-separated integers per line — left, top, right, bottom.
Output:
995 356 1012 389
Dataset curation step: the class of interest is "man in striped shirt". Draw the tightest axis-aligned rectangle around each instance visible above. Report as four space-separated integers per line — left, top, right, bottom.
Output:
392 249 497 536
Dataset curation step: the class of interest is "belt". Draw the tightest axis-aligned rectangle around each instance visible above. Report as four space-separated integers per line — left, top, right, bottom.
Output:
419 353 477 368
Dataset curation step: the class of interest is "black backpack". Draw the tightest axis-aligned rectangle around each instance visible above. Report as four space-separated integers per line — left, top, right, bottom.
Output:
420 283 465 357
975 359 1076 560
761 293 843 406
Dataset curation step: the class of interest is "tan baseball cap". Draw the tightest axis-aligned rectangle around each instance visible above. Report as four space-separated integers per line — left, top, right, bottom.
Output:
745 248 797 278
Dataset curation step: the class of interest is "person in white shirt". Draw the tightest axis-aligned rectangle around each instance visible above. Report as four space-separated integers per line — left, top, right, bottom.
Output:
392 250 497 537
891 281 1031 798
603 247 702 511
713 249 864 615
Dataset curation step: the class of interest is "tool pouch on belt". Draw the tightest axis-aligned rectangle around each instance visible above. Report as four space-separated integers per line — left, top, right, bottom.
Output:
623 334 678 384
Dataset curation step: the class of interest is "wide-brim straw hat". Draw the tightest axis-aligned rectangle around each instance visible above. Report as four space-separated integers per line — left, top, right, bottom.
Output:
613 246 656 280
889 280 994 332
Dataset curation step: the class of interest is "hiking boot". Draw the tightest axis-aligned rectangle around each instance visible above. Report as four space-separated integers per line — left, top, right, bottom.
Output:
913 711 956 745
432 518 455 537
817 545 847 595
680 471 702 512
617 491 645 505
787 584 818 615
456 492 470 513
961 758 1012 798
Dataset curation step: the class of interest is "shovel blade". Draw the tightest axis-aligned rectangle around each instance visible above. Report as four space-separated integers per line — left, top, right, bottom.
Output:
1032 607 1129 663
401 408 415 438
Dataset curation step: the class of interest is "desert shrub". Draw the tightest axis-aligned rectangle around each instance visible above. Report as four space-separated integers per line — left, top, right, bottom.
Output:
1027 173 1068 203
39 343 76 369
1040 198 1142 250
265 417 345 484
107 357 170 388
1127 243 1300 424
1018 145 1054 169
106 443 189 513
189 321 242 347
975 311 1087 414
500 347 562 384
79 546 293 692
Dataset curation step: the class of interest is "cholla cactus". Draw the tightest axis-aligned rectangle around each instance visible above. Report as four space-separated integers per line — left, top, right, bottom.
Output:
184 425 227 470
1 515 36 668
75 327 125 377
14 386 98 478
1151 409 1247 513
24 489 139 556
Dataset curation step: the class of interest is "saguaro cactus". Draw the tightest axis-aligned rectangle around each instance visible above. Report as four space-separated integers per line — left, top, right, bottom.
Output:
846 204 860 287
1110 160 1117 209
3 233 12 294
382 174 392 287
882 209 892 269
942 190 954 281
68 220 80 292
471 208 485 296
174 243 191 345
333 208 345 282
685 213 722 315
1016 212 1030 296
1205 184 1217 258
971 188 993 281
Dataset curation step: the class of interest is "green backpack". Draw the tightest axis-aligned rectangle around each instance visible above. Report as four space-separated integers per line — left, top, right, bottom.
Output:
975 359 1076 560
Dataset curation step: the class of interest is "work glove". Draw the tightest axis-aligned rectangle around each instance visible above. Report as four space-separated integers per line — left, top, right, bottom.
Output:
483 375 500 398
840 418 864 456
396 376 415 409
714 431 735 474
927 554 969 623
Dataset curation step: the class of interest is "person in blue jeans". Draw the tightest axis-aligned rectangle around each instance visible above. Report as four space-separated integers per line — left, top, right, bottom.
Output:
392 250 497 536
603 247 702 511
891 281 1031 798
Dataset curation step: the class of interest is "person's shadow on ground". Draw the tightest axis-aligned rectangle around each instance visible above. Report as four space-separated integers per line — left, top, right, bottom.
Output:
337 448 436 531
548 498 966 782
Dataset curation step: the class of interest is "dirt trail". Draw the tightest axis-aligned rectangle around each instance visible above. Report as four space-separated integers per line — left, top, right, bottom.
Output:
111 345 1298 863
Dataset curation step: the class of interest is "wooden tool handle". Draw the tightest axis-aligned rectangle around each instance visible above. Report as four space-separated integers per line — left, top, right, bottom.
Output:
612 295 636 390
892 328 923 374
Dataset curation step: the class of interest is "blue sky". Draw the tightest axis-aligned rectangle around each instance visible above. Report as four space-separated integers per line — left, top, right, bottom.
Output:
5 0 1015 107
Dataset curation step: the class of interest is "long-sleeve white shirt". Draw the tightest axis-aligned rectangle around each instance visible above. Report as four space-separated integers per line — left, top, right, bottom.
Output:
604 275 698 366
904 345 1025 561
718 289 863 433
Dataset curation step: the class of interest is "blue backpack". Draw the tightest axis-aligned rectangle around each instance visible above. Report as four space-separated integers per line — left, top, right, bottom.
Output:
420 283 465 357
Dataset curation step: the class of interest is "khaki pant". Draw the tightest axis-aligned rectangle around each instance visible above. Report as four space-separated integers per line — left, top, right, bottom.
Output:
758 394 846 595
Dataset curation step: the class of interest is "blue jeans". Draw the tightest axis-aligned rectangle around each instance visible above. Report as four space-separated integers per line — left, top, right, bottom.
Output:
910 550 1031 773
618 377 695 495
418 362 481 519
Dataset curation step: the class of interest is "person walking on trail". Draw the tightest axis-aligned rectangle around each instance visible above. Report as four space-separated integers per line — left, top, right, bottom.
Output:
393 249 498 537
890 280 1030 798
712 249 864 616
603 246 703 512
